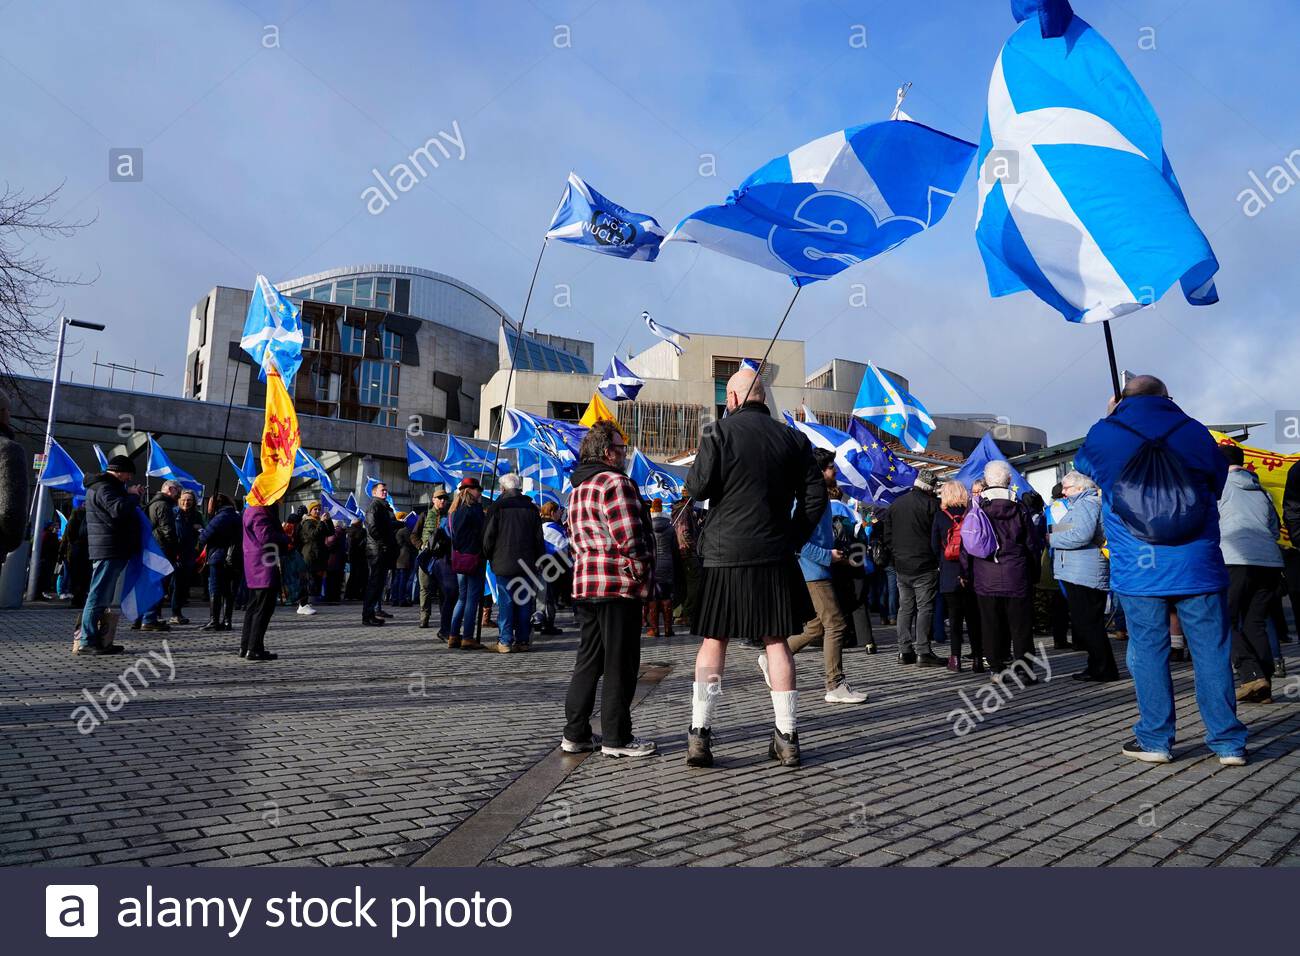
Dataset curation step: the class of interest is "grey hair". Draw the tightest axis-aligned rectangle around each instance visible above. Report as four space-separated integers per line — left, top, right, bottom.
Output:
161 480 184 496
1061 470 1096 492
983 460 1013 489
498 472 522 493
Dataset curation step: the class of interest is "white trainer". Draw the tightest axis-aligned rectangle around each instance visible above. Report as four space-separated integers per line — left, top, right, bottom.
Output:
824 682 868 704
296 605 317 616
758 653 771 689
601 737 658 758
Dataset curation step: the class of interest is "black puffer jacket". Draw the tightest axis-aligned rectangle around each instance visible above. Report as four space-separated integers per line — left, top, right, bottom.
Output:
198 505 240 564
146 492 179 559
684 401 825 567
882 487 939 576
84 472 141 561
365 497 399 565
483 490 544 579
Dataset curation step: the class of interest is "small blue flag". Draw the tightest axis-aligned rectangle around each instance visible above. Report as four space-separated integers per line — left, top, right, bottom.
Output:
92 444 109 471
228 443 257 493
849 419 918 505
120 507 174 621
146 436 203 493
407 437 459 486
321 491 363 523
597 355 645 402
853 363 935 453
643 311 690 356
240 274 305 385
292 447 335 493
39 439 86 499
545 172 666 261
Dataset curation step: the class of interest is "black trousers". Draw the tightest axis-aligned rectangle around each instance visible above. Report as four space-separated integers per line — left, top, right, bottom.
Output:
563 598 642 749
1063 581 1117 678
240 582 278 656
831 568 872 648
363 559 388 619
978 594 1032 672
1050 589 1072 647
946 584 983 660
1228 564 1279 683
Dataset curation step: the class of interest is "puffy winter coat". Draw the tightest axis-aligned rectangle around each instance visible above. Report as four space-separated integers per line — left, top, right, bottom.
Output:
1218 468 1283 567
84 472 142 562
1049 489 1109 590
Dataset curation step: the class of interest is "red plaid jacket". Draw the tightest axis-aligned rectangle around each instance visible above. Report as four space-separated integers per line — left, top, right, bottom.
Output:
569 466 654 601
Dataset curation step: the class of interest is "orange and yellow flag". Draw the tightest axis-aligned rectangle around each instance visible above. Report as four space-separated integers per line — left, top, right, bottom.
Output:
1210 430 1299 549
579 390 627 439
247 368 300 506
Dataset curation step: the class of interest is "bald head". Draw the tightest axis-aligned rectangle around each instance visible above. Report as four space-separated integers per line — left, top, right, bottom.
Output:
725 368 765 411
1122 374 1168 399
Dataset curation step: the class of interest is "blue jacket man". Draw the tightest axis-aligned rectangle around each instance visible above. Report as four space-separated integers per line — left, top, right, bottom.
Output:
1074 376 1246 766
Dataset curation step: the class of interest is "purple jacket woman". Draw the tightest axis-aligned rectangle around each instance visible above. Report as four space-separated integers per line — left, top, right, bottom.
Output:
960 491 1034 598
242 504 288 590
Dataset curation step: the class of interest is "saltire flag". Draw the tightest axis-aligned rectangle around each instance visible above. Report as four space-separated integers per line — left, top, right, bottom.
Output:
321 491 363 523
92 444 109 471
545 172 666 261
501 409 584 466
228 443 257 493
292 448 334 494
518 448 563 493
975 0 1219 323
146 436 203 493
120 507 174 621
643 311 690 356
240 274 305 385
598 355 644 402
666 119 976 285
849 419 918 505
407 437 459 486
364 476 385 498
739 358 762 373
579 391 627 439
55 510 68 539
802 405 820 425
246 368 299 506
345 493 362 516
853 362 935 453
38 439 86 499
951 431 1034 497
627 448 683 502
783 413 874 503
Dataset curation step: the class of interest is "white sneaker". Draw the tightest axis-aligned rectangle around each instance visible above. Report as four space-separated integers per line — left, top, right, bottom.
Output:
601 737 657 758
758 653 771 689
296 605 317 616
1218 752 1247 767
561 735 601 753
824 682 868 704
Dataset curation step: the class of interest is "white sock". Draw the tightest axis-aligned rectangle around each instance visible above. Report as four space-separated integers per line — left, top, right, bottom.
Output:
691 680 719 730
770 690 798 735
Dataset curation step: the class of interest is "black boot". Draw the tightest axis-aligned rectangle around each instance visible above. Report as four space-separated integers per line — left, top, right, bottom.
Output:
686 727 713 768
768 728 801 767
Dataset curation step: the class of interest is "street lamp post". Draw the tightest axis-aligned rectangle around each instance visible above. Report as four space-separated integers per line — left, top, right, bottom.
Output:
26 316 105 602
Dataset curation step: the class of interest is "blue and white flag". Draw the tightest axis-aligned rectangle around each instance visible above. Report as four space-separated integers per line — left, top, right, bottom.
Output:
627 448 683 502
407 438 459 486
120 507 174 621
92 444 109 471
976 0 1219 323
292 448 335 493
666 119 976 285
951 431 1034 497
545 172 666 261
38 439 86 499
849 419 918 505
598 355 644 402
56 510 68 539
518 448 563 493
228 443 257 493
442 434 500 475
321 491 363 523
739 358 762 373
345 493 362 517
146 436 203 493
500 410 583 467
364 476 385 498
801 405 820 425
643 311 690 356
240 274 305 385
783 413 874 503
853 363 935 453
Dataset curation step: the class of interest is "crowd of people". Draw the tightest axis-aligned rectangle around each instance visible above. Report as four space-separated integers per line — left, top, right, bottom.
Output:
3 371 1299 771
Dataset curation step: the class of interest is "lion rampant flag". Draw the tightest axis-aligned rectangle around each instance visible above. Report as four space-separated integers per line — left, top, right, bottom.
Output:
579 390 627 440
247 368 300 506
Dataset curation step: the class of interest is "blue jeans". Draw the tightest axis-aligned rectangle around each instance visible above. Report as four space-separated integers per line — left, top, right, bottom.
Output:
1118 591 1247 757
497 576 536 647
80 557 129 648
451 570 484 641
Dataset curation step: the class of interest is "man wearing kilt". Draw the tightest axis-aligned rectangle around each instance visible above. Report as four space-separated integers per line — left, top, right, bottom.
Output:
683 367 827 768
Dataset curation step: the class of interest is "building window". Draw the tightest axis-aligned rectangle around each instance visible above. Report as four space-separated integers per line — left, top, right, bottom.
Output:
312 366 340 403
335 278 354 306
357 359 398 407
312 284 332 301
375 277 393 310
381 327 403 361
341 322 366 355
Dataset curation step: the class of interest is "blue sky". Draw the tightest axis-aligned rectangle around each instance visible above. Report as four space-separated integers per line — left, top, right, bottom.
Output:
2 0 1297 447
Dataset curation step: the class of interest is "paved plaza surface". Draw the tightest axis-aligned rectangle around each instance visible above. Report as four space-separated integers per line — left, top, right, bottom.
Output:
2 603 1299 868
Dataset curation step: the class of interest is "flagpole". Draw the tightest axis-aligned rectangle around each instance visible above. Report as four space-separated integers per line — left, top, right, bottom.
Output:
212 360 243 504
476 237 548 644
1102 320 1121 401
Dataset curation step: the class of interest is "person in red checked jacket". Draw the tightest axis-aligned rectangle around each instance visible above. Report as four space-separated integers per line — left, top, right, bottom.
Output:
560 421 658 759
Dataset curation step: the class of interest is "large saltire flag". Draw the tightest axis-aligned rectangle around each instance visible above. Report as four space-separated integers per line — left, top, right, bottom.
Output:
120 507 174 621
848 419 917 505
228 442 257 493
292 447 335 493
579 391 627 439
597 355 644 402
247 369 300 506
975 0 1219 323
146 436 203 493
407 437 459 486
783 413 874 503
666 119 976 285
545 172 666 261
241 274 305 384
38 439 86 499
853 362 935 453
321 491 363 523
518 448 564 493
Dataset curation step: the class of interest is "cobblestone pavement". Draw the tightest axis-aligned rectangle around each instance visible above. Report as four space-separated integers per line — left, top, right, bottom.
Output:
2 603 1299 867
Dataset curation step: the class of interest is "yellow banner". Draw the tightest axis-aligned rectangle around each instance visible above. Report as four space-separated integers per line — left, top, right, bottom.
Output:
579 390 627 439
247 368 300 506
1210 430 1298 549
